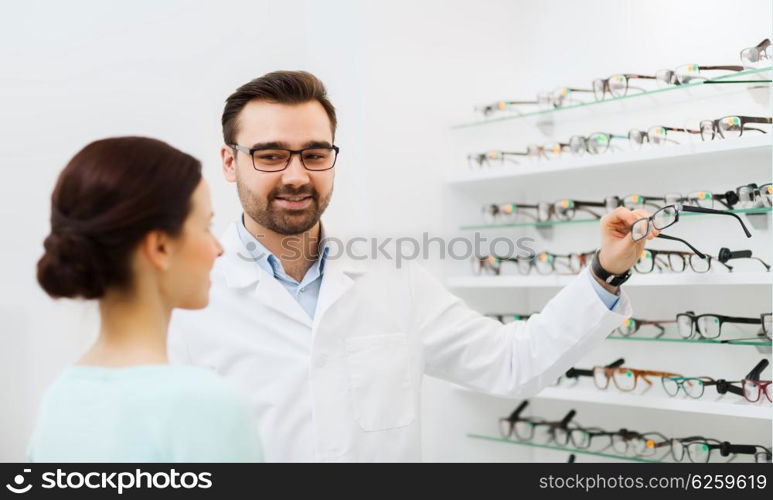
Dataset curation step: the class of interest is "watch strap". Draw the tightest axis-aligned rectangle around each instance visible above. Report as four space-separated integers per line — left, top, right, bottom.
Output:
591 250 631 287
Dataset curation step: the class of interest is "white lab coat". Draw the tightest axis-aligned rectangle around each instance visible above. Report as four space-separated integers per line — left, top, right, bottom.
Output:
168 220 632 462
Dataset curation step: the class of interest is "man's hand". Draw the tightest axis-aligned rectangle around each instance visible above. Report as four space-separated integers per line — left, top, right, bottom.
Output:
596 207 659 286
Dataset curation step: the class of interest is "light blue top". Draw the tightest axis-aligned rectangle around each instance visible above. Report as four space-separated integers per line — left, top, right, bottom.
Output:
588 272 621 310
237 215 329 319
27 365 263 463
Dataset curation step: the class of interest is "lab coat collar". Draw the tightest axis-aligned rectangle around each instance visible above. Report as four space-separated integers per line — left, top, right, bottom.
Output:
219 219 367 328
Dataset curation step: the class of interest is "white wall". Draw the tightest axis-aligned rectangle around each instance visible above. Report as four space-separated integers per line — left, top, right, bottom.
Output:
0 0 770 461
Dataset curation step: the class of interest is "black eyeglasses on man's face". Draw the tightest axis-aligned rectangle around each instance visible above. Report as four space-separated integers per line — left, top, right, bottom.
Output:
231 143 339 172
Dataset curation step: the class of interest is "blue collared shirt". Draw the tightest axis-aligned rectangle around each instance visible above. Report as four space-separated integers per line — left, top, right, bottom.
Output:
588 272 621 310
236 215 619 315
236 216 329 319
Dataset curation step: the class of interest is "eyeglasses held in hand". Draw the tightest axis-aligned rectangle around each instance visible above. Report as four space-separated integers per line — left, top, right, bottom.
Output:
630 203 752 243
699 115 772 141
231 144 339 172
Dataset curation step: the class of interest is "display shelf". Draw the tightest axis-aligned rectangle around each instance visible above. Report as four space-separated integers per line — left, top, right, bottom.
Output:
466 434 663 463
447 135 772 186
454 385 772 420
460 207 771 231
451 67 772 130
605 334 771 348
446 272 772 289
533 387 773 420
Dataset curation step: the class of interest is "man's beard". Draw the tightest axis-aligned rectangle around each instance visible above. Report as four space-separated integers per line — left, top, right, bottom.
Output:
236 176 332 236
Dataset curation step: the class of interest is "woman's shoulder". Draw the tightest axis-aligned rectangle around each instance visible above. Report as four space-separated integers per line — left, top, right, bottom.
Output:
50 364 248 409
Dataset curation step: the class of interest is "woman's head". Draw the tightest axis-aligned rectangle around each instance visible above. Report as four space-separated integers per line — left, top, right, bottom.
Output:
37 136 223 309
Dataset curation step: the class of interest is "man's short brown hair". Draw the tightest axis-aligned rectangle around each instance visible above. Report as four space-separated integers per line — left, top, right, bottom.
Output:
221 70 337 145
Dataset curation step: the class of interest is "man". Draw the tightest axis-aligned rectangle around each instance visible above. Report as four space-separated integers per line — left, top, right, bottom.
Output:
169 70 657 462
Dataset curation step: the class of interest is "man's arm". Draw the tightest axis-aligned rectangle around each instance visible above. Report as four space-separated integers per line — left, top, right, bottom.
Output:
414 207 657 398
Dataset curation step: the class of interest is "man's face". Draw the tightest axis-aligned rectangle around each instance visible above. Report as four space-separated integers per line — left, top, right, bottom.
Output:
223 100 335 235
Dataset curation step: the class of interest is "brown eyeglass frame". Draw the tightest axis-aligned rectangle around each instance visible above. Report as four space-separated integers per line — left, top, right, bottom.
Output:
593 366 682 392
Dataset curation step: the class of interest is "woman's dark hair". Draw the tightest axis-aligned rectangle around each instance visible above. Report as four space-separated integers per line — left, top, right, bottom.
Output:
37 137 202 299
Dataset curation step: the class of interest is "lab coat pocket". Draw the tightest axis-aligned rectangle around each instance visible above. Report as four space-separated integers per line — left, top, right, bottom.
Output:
344 333 416 431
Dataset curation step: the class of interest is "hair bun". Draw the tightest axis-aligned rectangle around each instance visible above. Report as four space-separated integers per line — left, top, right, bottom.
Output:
37 226 106 299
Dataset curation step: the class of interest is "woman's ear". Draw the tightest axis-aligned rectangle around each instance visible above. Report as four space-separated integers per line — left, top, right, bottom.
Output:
141 230 173 271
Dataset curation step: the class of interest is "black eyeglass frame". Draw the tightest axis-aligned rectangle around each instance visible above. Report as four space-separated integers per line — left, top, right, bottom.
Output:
231 144 340 172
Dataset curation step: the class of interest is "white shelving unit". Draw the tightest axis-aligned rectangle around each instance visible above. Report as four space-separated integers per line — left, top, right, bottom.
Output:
452 384 772 420
444 59 773 462
448 135 772 186
446 272 773 289
535 387 772 420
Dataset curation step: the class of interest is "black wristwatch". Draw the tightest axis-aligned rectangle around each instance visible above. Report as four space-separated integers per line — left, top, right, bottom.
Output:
591 250 631 287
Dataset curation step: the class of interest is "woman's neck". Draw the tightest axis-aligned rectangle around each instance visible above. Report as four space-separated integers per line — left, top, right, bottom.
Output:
77 287 171 368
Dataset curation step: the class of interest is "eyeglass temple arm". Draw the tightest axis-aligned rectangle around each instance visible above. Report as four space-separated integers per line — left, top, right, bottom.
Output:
738 116 773 124
721 316 764 325
679 205 752 237
720 442 759 457
566 357 624 378
654 234 707 258
711 379 745 396
720 332 771 343
565 367 593 378
664 126 701 134
699 65 744 71
573 200 606 207
559 409 577 428
625 74 656 79
754 39 771 48
745 359 770 380
507 400 529 421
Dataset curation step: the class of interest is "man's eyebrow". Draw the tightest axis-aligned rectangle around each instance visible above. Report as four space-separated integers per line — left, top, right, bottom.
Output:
249 140 333 149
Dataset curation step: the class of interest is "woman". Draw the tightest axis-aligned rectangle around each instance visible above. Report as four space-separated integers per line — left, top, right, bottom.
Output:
29 137 262 462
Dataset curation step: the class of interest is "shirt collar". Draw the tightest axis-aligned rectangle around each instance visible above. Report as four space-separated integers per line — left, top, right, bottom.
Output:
236 213 329 284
